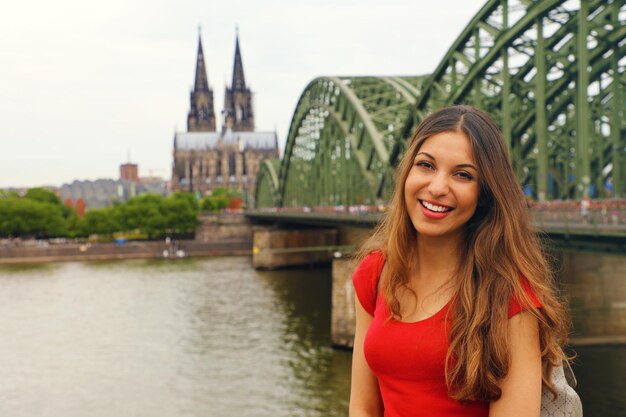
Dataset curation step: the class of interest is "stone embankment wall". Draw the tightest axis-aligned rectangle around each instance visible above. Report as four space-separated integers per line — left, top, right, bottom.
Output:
196 212 252 242
0 240 251 264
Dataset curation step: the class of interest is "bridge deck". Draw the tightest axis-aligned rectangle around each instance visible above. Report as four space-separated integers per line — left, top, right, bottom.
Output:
246 201 626 253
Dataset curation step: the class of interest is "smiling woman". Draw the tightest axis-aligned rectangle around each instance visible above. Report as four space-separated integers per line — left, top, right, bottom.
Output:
349 106 573 417
404 131 479 242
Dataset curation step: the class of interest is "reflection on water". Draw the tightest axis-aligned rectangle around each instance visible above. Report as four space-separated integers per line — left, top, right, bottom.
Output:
257 266 352 414
0 257 621 416
572 346 626 417
0 257 351 417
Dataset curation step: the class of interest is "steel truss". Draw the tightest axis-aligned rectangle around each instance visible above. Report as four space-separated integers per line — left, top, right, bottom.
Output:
414 0 625 201
255 76 427 207
255 0 625 208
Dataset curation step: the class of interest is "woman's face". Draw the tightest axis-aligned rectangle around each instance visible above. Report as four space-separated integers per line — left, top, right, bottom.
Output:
404 130 480 242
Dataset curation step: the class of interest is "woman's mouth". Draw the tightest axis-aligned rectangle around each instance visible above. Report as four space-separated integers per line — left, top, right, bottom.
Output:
418 200 453 220
420 200 452 213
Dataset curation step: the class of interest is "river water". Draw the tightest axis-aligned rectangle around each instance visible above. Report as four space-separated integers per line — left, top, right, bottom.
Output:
0 257 622 417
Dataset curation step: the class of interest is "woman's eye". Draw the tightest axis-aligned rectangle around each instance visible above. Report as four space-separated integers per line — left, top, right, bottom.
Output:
416 161 433 169
455 171 474 180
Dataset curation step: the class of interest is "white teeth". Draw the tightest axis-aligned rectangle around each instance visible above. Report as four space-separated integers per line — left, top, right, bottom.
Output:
421 200 450 213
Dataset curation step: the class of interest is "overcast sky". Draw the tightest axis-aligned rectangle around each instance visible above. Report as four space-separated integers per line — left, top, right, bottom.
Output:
0 0 486 188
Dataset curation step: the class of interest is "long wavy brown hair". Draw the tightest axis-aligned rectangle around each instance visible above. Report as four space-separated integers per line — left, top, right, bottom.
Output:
357 105 571 402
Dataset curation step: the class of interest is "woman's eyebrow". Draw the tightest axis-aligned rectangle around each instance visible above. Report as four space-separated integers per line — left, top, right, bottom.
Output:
415 151 478 171
456 163 478 171
416 151 435 160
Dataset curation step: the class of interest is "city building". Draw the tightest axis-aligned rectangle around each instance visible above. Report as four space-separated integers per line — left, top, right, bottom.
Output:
60 176 167 209
60 163 168 209
120 163 139 182
170 31 279 204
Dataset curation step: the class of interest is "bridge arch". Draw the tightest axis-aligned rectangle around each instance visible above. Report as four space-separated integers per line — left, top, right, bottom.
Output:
255 160 281 208
255 0 625 208
271 76 427 208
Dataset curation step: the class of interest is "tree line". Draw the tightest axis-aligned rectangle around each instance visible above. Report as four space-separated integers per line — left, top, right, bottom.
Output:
0 188 200 239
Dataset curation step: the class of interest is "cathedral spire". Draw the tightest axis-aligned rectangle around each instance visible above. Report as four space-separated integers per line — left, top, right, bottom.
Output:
194 30 210 92
187 29 216 132
232 29 247 90
222 29 254 132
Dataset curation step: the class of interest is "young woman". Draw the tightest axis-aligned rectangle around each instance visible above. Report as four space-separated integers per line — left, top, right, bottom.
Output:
349 105 571 417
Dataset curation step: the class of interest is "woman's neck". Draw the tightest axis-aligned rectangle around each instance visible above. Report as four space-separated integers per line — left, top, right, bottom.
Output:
413 234 463 284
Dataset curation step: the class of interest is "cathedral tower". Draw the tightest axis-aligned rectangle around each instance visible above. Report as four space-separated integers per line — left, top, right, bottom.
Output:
187 32 216 132
223 31 254 132
172 28 277 199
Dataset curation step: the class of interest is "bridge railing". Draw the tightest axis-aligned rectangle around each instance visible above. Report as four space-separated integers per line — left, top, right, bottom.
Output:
249 199 626 236
529 199 626 235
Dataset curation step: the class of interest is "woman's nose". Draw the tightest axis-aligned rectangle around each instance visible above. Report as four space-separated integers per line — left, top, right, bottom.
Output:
428 173 449 196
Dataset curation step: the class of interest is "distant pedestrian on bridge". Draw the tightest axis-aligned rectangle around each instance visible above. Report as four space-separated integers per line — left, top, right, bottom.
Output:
350 105 572 417
580 196 591 224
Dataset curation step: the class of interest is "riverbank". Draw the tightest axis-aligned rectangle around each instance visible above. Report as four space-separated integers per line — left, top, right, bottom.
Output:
0 239 252 264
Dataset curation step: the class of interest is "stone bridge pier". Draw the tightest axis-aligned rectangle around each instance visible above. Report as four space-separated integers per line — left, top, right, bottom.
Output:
252 228 338 269
251 225 369 270
562 252 626 342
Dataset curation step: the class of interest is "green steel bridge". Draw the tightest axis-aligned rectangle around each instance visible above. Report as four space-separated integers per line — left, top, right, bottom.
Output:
253 0 625 249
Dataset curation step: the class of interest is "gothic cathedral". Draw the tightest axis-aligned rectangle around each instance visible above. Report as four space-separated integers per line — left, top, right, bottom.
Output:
171 31 279 205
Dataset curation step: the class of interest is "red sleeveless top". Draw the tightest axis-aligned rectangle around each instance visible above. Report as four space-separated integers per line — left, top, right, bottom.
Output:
352 251 541 417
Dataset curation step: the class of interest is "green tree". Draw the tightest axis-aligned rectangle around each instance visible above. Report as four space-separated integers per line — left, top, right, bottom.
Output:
24 188 61 205
162 193 199 235
200 188 241 212
117 194 164 232
0 197 67 237
0 190 202 240
0 190 19 199
25 187 75 221
170 192 199 210
65 212 87 238
201 194 230 211
83 207 120 236
212 187 242 198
